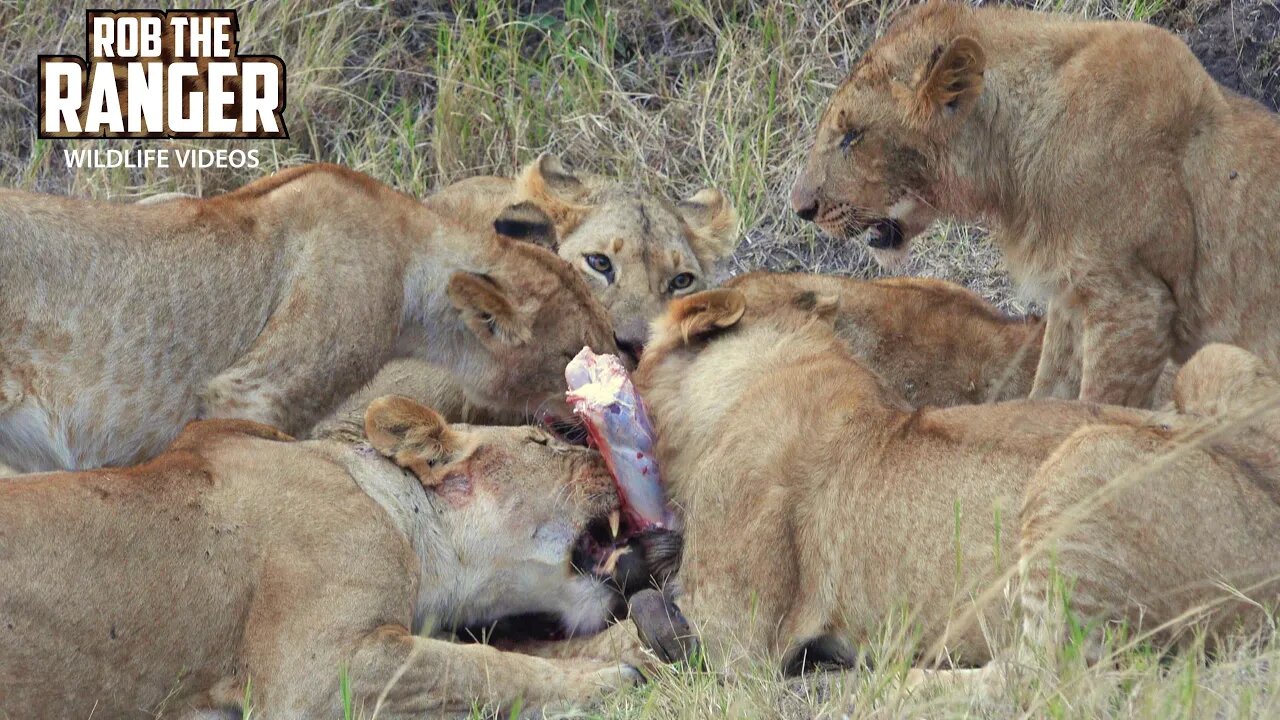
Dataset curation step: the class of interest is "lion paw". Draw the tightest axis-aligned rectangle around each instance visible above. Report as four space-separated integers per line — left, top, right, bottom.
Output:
573 662 643 701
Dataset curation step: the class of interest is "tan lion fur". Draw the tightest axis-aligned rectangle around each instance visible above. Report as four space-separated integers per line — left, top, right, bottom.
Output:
0 164 617 472
728 271 1177 408
378 155 740 425
0 398 640 717
792 1 1280 408
728 271 1043 406
627 288 1280 674
426 154 740 353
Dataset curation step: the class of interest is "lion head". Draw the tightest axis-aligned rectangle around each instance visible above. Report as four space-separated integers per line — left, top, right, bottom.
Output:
363 395 635 636
438 215 619 431
635 286 859 449
790 2 985 266
428 154 741 364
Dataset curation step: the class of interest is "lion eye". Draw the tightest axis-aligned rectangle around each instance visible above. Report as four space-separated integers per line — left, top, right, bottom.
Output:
668 272 696 293
584 253 615 283
840 128 863 151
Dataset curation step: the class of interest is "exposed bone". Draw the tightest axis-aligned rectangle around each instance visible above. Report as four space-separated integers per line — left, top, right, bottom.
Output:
566 347 674 530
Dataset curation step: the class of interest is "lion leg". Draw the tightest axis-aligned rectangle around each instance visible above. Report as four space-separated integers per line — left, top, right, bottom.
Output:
1018 425 1150 666
513 620 657 667
918 426 1154 706
1029 298 1082 400
347 625 641 717
199 282 396 436
1020 419 1280 665
1076 272 1176 407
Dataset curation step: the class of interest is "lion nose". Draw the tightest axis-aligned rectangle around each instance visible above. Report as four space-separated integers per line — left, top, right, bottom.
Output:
790 184 818 222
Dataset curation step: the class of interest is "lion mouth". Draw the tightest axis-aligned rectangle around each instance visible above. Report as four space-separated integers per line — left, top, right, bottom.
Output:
862 218 905 249
456 612 569 645
571 510 632 580
573 513 684 609
817 207 906 250
534 410 591 447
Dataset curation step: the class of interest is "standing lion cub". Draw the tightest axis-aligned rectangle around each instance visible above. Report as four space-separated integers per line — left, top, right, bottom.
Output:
792 0 1280 408
0 164 617 472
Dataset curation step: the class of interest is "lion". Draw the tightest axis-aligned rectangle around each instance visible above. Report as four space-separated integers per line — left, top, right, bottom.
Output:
168 154 740 430
727 271 1043 406
427 154 741 361
0 164 617 472
622 287 1280 677
791 0 1280 408
346 155 739 427
0 395 656 717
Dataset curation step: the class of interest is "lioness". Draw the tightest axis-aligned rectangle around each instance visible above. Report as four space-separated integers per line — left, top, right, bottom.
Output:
627 287 1280 674
0 396 646 717
791 1 1280 408
0 164 617 472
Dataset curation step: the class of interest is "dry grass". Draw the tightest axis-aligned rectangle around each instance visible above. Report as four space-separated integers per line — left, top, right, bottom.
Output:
3 0 1280 717
2 0 1270 310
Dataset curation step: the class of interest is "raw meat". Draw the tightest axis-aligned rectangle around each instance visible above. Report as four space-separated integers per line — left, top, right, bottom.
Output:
565 347 674 531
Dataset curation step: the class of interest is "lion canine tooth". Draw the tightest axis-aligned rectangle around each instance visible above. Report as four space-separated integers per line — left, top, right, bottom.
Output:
608 510 621 539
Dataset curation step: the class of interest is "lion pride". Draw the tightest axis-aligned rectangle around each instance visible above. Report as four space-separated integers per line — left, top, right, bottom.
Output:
315 271 1044 442
626 288 1280 676
792 1 1280 408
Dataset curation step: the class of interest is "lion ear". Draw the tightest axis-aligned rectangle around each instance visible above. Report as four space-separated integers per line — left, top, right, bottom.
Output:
914 36 985 120
447 272 531 346
364 396 457 484
667 288 747 344
678 188 741 268
494 201 557 250
512 153 592 234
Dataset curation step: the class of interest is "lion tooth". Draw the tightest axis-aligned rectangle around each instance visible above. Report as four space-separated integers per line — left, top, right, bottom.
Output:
601 546 630 575
608 510 621 539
